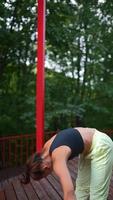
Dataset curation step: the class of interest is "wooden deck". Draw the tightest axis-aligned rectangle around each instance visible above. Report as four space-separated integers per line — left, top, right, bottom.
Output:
0 158 113 200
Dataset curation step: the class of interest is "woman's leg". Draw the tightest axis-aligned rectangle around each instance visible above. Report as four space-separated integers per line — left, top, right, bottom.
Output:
90 131 113 200
76 155 90 200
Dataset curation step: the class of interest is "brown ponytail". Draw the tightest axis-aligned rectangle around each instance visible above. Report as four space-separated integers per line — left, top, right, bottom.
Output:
20 152 44 184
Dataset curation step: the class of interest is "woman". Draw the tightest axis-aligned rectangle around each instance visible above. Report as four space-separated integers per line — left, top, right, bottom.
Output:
21 127 113 200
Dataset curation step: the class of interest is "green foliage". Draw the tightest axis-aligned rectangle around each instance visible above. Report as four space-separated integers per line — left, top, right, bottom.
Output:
45 69 86 130
46 0 113 129
0 0 113 135
0 0 36 135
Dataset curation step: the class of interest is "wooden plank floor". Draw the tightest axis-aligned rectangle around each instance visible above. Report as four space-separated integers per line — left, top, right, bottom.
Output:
0 158 113 200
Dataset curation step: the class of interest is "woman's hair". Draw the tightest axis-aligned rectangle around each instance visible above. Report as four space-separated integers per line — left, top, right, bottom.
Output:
20 152 44 184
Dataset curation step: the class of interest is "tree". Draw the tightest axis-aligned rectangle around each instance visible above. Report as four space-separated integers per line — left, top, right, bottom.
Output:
0 0 36 135
46 0 113 129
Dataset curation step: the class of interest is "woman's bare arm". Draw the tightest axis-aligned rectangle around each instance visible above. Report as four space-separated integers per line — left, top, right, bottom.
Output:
52 147 76 200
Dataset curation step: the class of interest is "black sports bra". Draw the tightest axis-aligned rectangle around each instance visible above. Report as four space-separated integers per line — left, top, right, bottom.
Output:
49 128 84 159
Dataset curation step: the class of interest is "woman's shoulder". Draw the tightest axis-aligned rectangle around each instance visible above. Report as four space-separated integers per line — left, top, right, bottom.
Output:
44 134 57 149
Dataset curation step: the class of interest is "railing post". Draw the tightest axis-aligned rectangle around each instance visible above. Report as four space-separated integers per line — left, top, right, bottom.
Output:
36 0 46 152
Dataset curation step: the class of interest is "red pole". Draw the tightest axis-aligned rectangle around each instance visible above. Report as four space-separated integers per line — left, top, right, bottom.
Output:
36 0 46 152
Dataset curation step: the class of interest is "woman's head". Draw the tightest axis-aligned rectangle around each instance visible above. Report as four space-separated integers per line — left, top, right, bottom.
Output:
21 152 52 184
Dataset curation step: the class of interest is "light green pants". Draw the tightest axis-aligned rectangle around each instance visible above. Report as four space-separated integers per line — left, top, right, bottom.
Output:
76 129 113 200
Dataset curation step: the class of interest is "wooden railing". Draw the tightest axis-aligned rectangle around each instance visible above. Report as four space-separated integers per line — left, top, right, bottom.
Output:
0 134 36 169
0 131 56 169
0 129 113 169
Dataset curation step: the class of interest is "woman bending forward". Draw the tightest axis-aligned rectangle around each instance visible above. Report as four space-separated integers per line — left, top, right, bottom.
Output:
21 127 113 200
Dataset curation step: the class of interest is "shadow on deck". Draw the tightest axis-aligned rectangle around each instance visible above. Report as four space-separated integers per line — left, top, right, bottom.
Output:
0 158 113 200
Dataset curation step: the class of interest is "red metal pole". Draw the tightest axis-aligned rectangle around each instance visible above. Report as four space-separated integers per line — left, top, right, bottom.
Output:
36 0 46 152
